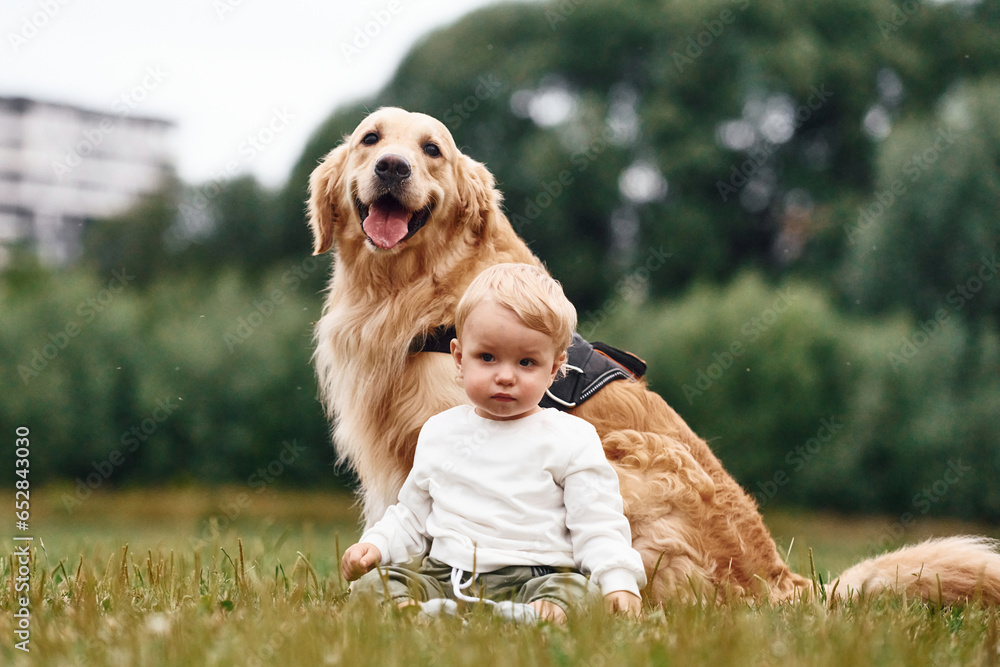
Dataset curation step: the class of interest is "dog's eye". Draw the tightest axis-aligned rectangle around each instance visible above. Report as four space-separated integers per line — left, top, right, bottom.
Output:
423 143 441 158
361 132 380 146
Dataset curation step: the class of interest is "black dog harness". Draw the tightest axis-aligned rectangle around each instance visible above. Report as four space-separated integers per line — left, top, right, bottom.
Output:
416 328 646 410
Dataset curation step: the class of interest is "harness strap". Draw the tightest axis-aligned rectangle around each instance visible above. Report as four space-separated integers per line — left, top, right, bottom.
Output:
417 325 457 354
539 334 645 412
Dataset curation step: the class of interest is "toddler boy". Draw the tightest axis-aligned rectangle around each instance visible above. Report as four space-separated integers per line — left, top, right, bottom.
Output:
341 263 645 622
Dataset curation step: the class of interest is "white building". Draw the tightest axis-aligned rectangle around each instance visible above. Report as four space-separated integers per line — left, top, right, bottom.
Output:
0 96 174 264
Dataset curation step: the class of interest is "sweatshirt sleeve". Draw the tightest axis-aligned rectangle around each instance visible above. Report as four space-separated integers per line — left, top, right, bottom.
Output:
358 437 434 565
561 421 647 597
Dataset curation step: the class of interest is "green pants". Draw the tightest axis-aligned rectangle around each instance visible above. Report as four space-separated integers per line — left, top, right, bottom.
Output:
352 557 598 613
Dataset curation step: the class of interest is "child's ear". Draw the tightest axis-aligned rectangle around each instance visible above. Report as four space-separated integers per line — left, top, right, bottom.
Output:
451 338 464 378
550 351 568 382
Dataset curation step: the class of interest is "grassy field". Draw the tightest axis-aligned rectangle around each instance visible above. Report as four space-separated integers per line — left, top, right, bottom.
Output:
3 488 1000 666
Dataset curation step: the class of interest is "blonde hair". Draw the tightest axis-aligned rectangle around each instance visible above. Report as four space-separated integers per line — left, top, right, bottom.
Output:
455 263 577 354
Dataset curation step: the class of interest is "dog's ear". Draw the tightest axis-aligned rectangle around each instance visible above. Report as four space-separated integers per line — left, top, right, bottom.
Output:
307 143 349 255
456 154 499 235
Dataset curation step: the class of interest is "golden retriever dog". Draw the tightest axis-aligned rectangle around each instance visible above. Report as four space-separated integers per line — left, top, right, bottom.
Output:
308 106 1000 605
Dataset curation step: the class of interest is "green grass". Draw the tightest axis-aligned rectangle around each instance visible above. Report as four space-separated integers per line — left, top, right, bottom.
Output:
3 488 999 666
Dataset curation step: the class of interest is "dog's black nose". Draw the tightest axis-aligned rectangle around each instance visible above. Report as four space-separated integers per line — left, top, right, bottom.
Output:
374 154 411 183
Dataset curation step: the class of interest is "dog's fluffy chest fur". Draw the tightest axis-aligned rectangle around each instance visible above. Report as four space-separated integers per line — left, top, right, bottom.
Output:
314 269 469 524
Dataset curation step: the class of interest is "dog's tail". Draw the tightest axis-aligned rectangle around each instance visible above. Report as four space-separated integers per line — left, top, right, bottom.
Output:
828 535 1000 604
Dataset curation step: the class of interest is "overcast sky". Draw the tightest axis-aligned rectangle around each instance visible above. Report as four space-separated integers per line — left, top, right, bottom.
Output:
1 0 514 187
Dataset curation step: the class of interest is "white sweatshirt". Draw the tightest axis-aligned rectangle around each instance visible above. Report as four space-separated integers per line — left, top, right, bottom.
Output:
360 405 647 597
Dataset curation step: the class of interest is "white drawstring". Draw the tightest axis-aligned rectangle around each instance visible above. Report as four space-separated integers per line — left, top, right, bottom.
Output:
447 566 540 622
450 567 495 605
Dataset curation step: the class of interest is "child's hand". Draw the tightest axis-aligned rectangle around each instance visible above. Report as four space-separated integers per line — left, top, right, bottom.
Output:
604 590 642 618
341 542 382 582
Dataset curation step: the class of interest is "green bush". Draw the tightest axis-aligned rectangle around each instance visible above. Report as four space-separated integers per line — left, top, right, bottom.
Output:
591 271 1000 520
0 262 348 493
3 265 998 521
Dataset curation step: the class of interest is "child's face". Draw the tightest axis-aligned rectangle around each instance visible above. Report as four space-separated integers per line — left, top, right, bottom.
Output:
451 300 565 421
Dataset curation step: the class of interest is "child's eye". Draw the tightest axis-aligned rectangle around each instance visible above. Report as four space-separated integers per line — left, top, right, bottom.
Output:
480 353 494 362
519 358 536 367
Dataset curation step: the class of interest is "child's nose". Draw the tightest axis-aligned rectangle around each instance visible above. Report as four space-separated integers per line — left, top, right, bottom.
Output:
496 364 515 384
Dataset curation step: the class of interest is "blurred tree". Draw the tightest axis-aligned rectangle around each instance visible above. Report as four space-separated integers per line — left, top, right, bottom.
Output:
82 181 183 287
0 266 348 491
291 0 1000 314
177 175 283 275
841 80 1000 328
82 173 310 290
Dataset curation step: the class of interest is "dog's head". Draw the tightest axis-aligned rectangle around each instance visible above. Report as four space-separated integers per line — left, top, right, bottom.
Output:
308 107 497 257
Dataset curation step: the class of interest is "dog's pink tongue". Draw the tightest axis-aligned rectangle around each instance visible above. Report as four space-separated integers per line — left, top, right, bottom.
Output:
362 199 410 249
